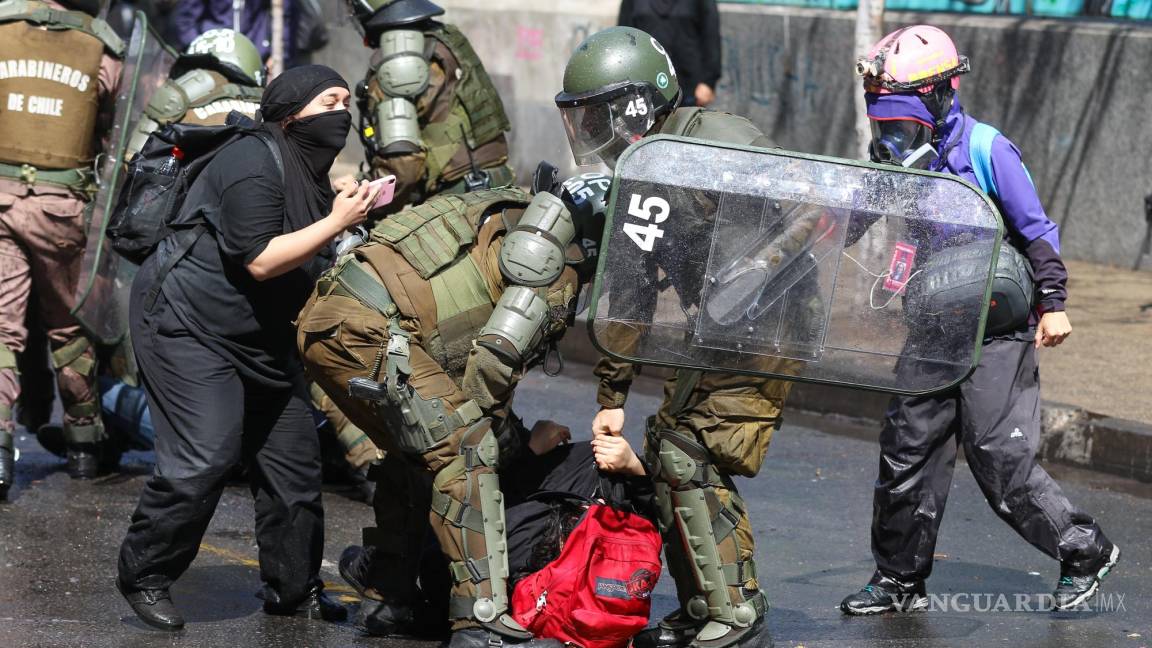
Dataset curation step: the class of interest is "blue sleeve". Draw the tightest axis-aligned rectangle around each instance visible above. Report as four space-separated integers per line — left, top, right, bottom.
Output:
990 136 1068 312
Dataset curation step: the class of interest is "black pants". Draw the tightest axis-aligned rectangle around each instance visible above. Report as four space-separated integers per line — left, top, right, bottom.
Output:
872 336 1109 583
117 304 324 607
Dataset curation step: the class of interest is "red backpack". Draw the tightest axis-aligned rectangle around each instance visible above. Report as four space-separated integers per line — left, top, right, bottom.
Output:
511 503 662 648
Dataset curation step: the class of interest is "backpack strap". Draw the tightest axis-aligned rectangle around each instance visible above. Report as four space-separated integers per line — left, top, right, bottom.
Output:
969 122 1000 198
142 130 284 312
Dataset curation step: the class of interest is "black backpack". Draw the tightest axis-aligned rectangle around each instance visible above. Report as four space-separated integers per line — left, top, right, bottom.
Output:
108 113 282 264
108 113 283 311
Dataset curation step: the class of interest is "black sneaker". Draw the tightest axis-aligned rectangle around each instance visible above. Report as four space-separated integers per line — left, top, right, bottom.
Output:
840 572 927 616
1053 543 1121 611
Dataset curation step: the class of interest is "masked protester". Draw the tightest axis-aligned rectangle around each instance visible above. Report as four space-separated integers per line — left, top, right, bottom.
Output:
0 0 124 493
555 27 797 648
839 25 1119 616
296 172 608 645
116 65 379 631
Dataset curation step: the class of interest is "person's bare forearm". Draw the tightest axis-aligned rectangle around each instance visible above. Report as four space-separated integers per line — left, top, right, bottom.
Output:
246 215 344 281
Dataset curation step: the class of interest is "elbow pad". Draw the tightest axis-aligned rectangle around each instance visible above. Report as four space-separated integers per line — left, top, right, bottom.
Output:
477 285 548 363
372 29 429 155
498 192 575 287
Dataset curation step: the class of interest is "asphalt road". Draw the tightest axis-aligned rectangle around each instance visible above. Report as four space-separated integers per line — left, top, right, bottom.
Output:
1 369 1148 648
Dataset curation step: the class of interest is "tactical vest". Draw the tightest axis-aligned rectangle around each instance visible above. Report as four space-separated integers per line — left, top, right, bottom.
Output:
0 0 122 170
360 187 530 375
364 23 511 186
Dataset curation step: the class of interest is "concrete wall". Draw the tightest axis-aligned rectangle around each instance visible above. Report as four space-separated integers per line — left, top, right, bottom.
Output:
315 1 1152 266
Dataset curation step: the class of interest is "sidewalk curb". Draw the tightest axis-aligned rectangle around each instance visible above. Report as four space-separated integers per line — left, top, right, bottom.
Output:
558 332 1152 484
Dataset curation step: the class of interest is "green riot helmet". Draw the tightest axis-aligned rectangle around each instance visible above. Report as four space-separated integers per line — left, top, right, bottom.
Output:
560 171 612 284
555 27 681 170
186 29 266 86
345 0 444 35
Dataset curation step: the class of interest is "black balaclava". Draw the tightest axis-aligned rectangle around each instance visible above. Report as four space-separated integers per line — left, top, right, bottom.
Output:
257 65 351 236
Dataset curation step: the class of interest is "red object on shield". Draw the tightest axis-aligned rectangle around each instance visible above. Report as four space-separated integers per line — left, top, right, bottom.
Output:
883 242 918 293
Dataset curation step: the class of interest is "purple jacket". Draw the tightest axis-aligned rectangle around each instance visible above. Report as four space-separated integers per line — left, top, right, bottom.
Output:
172 0 296 63
929 99 1067 313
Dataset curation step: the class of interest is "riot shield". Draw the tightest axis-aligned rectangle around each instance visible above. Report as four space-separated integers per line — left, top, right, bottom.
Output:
588 136 1004 395
72 12 177 345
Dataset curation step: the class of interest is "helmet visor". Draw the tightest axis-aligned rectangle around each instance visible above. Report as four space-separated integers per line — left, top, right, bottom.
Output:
869 118 934 166
558 86 658 169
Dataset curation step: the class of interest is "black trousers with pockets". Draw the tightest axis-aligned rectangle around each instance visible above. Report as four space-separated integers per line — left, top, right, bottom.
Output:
117 296 324 607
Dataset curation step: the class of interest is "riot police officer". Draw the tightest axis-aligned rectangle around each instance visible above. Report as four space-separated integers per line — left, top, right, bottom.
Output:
344 0 514 214
296 181 607 646
317 0 518 503
554 27 793 648
0 0 123 491
126 28 265 157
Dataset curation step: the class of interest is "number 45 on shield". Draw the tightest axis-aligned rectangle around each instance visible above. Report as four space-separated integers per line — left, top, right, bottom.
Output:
623 193 670 252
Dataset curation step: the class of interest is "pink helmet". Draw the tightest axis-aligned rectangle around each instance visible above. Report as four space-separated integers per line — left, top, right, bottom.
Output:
857 25 970 95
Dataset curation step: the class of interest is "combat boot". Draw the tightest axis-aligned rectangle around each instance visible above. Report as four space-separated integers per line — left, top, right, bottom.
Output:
1053 542 1121 611
447 627 563 648
690 615 773 648
634 609 704 648
0 445 13 500
840 572 927 616
67 443 100 479
35 424 66 458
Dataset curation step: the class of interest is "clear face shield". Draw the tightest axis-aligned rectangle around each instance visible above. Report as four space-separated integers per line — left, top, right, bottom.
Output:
558 84 660 170
869 118 938 169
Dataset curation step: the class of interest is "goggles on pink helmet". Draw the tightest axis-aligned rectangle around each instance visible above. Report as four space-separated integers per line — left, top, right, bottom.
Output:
856 25 970 95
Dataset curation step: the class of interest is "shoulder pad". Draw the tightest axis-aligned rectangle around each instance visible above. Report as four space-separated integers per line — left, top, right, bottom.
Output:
144 78 191 123
374 28 430 98
663 107 767 147
172 69 221 104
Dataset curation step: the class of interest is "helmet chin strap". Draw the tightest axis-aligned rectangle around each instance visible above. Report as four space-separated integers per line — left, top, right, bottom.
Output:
918 83 955 149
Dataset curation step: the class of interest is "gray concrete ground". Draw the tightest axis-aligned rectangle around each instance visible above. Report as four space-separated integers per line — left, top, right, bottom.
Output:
1 370 1149 648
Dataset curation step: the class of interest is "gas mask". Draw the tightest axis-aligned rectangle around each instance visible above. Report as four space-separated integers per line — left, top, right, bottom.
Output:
868 118 938 170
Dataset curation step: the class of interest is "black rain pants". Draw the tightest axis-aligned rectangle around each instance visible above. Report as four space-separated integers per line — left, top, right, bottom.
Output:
871 335 1109 583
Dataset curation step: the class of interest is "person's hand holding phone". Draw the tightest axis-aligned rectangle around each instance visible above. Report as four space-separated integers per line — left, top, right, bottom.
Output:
330 180 375 229
366 175 397 211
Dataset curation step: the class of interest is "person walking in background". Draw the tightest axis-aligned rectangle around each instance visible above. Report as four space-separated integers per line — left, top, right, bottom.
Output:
618 0 722 107
172 0 297 66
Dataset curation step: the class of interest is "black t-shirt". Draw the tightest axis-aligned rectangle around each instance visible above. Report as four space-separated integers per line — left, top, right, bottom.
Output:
151 135 333 386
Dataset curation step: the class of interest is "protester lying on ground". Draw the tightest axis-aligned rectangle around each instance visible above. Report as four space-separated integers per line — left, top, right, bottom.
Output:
507 431 661 648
